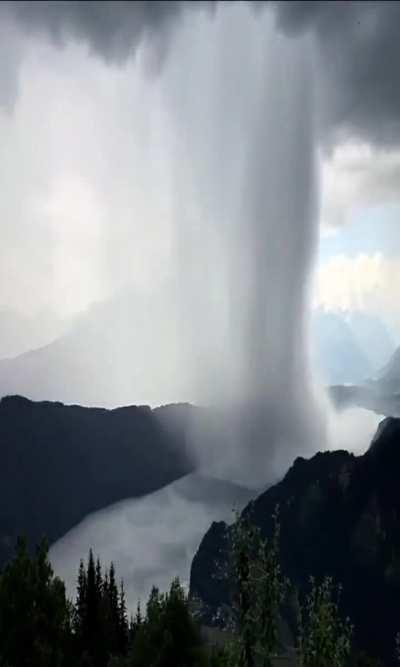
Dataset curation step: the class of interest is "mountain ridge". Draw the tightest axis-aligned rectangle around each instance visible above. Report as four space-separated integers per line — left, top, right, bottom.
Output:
0 394 195 567
189 416 400 664
0 290 396 407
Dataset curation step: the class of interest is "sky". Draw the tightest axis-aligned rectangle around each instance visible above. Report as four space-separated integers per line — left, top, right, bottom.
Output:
1 1 400 380
0 2 398 327
316 144 400 335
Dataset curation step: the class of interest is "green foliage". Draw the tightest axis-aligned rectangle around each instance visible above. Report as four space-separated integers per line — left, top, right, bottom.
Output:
0 537 71 667
0 524 383 667
74 552 129 666
229 507 287 667
127 578 208 667
297 576 353 667
0 538 133 667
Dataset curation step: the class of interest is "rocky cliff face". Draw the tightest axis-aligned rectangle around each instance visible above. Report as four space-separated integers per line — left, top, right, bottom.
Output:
0 395 195 567
190 417 400 664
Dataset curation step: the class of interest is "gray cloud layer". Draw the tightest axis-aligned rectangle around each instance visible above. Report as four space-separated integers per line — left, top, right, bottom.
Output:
0 1 214 70
3 1 399 146
2 1 185 59
274 1 400 145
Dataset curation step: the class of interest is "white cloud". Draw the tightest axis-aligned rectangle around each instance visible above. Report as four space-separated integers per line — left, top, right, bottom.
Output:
314 252 400 331
320 141 400 228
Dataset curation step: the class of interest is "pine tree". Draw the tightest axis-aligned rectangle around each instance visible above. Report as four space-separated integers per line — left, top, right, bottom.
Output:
108 562 120 655
162 577 204 666
127 580 206 667
33 537 72 666
118 580 129 655
95 558 103 599
0 536 71 667
75 559 87 639
128 601 142 645
86 549 98 648
135 600 142 628
75 549 109 666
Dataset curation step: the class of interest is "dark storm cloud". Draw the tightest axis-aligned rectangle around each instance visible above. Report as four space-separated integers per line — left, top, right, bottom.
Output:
3 1 400 145
273 1 400 145
0 1 213 64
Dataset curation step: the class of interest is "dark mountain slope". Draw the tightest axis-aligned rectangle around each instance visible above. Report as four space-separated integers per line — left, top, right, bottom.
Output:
0 395 195 567
190 417 400 664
